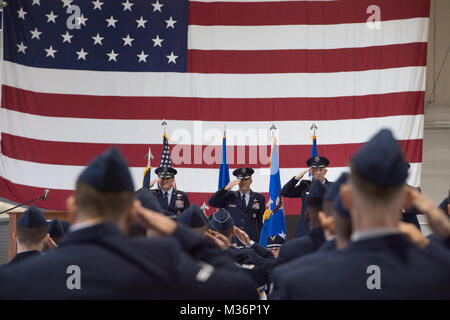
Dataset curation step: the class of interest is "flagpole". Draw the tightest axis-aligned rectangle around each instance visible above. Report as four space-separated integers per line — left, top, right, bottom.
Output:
162 119 167 135
145 147 153 168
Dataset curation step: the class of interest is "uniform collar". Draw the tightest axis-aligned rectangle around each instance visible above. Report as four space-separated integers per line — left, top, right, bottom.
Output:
351 227 399 242
61 222 123 246
239 190 250 198
162 187 174 196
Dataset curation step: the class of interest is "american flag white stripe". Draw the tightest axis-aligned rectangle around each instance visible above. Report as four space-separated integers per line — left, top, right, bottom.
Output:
188 18 429 50
0 154 422 192
2 62 426 98
1 109 423 145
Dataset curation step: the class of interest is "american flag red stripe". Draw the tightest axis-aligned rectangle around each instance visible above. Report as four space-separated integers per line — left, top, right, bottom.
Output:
2 86 424 121
0 0 429 217
2 133 422 169
189 0 430 26
188 43 427 74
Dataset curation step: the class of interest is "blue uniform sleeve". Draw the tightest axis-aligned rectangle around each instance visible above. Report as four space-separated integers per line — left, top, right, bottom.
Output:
281 177 308 198
208 188 236 208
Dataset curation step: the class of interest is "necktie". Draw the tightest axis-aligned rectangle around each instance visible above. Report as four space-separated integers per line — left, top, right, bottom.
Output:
241 194 247 209
163 192 169 209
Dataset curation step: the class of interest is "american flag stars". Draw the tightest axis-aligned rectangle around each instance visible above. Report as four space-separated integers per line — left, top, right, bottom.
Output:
14 0 183 67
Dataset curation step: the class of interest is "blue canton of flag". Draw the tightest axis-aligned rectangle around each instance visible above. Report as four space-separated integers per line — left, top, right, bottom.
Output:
259 138 287 247
160 133 172 167
4 0 188 72
218 132 230 190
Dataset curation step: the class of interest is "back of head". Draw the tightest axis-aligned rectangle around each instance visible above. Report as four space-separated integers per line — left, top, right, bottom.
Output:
350 129 409 208
76 147 135 222
306 179 327 216
210 208 235 238
16 205 48 248
48 218 65 239
178 204 210 229
324 173 348 214
135 188 164 214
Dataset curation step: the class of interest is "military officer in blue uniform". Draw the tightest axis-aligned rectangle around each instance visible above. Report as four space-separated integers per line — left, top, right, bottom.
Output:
0 148 258 300
270 129 450 299
208 167 265 243
277 179 327 265
281 155 332 238
151 166 190 218
3 205 48 267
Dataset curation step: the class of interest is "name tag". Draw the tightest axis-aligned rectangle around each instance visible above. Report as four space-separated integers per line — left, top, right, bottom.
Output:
175 200 184 209
228 204 237 208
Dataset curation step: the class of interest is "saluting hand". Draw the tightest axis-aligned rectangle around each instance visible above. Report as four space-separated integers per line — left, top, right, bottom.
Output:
224 179 241 191
204 229 231 250
150 178 161 188
398 221 429 248
44 233 58 250
407 187 450 240
234 227 251 246
134 200 177 236
295 168 311 180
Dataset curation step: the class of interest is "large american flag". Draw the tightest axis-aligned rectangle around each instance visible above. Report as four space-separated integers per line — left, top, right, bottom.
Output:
0 0 429 215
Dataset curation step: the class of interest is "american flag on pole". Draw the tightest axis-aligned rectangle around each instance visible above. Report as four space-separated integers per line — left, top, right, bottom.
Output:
160 132 172 168
0 0 429 213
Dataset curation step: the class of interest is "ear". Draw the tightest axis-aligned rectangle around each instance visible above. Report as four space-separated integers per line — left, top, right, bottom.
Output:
340 184 351 212
66 195 77 225
324 168 328 175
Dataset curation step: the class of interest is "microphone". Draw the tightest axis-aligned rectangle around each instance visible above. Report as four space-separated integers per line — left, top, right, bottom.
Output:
0 189 51 215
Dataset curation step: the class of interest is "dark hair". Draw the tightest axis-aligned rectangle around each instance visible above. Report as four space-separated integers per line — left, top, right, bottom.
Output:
75 180 135 221
306 198 323 217
16 225 48 247
322 200 334 217
350 163 404 205
333 212 352 241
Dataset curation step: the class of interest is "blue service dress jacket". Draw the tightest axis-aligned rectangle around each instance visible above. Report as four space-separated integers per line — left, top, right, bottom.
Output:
152 188 190 217
281 177 332 238
226 242 276 288
2 250 41 268
270 234 450 299
208 188 265 242
0 222 258 300
277 227 326 265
